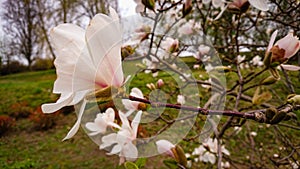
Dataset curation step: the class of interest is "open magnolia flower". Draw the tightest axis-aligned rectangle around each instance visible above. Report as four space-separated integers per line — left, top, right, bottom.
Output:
100 111 142 164
122 87 145 117
267 30 300 64
156 139 176 158
85 108 120 136
41 7 124 140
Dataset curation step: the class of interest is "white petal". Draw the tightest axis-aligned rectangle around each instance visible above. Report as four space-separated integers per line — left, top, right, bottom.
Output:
109 144 122 155
132 111 142 137
41 93 73 113
275 33 300 59
123 142 138 160
122 99 136 111
267 30 278 52
100 133 118 149
85 13 124 88
105 108 116 123
156 140 175 157
212 0 224 8
131 88 144 98
62 99 87 141
119 111 131 131
249 0 269 11
85 122 102 132
50 24 85 94
281 64 300 71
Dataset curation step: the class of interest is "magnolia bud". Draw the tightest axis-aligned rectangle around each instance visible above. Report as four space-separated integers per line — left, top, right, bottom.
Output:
182 0 192 17
287 95 300 105
142 0 155 11
137 103 147 111
146 83 156 90
121 45 134 60
157 79 164 88
260 76 278 85
228 0 250 14
171 145 187 168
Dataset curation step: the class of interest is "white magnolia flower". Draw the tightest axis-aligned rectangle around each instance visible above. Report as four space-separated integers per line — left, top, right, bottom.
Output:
122 88 144 116
193 138 230 164
251 55 264 67
85 108 120 136
100 111 142 164
156 140 176 158
177 95 186 105
41 8 124 140
161 37 179 53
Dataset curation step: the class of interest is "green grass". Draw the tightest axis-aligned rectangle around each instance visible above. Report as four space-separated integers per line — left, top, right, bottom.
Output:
0 63 299 169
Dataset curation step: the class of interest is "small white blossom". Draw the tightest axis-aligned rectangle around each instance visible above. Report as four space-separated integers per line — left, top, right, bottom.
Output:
177 95 186 104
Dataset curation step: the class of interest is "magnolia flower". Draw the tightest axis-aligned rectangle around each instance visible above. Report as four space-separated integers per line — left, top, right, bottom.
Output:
203 0 224 8
85 108 119 136
41 8 124 140
161 37 179 53
267 30 300 64
134 0 145 13
192 138 230 164
251 55 264 67
100 111 142 164
178 20 194 36
177 95 186 105
122 88 144 116
156 140 176 158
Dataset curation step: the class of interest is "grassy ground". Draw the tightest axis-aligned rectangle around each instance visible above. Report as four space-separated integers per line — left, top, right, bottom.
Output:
0 60 299 168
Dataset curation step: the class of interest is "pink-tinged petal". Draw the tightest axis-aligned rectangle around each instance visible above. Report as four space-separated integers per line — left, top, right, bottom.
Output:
123 142 138 161
132 111 142 137
122 99 136 110
62 99 87 141
86 12 124 88
275 33 300 59
156 140 175 158
281 64 300 71
41 93 73 113
249 0 268 11
105 108 115 123
267 30 278 52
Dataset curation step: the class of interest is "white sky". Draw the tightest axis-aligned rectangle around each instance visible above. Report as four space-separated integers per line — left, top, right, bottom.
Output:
118 0 136 17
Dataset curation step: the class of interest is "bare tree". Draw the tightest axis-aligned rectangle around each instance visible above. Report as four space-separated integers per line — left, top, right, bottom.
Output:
2 0 40 69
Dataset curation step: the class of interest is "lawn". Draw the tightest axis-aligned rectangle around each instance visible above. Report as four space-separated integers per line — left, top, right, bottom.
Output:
0 61 299 168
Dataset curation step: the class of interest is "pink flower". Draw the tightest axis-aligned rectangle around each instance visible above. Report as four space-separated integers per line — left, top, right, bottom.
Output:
41 8 124 140
267 30 300 63
161 37 179 53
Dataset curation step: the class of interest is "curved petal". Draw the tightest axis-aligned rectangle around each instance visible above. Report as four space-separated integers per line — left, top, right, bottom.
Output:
281 64 300 71
132 111 142 137
249 0 269 11
123 142 138 160
41 93 73 113
100 133 118 149
86 12 124 88
50 24 85 94
275 33 300 59
109 144 122 155
156 140 175 157
62 99 87 141
267 30 278 52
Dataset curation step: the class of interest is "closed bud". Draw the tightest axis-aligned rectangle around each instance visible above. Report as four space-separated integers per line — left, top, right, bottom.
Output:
142 0 156 11
137 103 147 111
287 95 300 105
182 0 192 17
260 76 279 85
121 45 134 60
171 145 187 168
228 0 250 14
157 79 164 88
146 83 156 90
270 111 286 124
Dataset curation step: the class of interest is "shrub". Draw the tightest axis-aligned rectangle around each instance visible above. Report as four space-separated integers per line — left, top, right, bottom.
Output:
9 102 33 119
0 115 14 136
29 106 58 131
31 58 54 71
